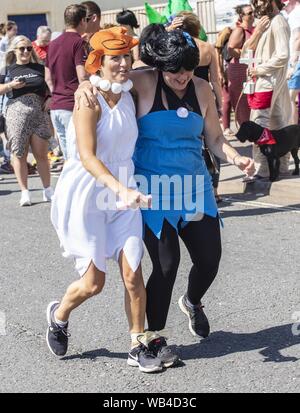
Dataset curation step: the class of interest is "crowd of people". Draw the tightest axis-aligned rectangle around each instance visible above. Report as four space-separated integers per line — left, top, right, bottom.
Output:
0 0 299 373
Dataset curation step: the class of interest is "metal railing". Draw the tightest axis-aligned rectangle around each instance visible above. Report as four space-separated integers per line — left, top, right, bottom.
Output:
101 0 218 43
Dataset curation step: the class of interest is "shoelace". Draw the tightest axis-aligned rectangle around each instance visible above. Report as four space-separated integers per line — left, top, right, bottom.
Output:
150 337 167 352
138 344 158 359
190 304 205 321
51 324 71 338
136 337 158 359
149 337 179 364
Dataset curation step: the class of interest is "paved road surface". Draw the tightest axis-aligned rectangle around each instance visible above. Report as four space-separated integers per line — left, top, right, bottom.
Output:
0 175 299 393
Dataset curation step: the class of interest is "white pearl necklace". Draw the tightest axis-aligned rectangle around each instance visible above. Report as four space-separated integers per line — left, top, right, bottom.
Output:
90 75 133 94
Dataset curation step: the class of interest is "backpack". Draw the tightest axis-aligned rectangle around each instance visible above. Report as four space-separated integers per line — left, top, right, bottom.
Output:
215 27 233 63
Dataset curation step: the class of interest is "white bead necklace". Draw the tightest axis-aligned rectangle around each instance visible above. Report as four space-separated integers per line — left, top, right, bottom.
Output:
90 75 133 94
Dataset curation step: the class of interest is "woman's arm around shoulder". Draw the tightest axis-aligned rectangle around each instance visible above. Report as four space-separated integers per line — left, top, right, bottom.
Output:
129 68 156 96
74 69 157 110
73 102 150 208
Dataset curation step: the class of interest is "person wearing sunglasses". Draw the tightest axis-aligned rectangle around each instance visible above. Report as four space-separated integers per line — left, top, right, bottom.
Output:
47 28 162 373
226 4 255 127
81 1 102 42
0 35 53 206
75 25 255 365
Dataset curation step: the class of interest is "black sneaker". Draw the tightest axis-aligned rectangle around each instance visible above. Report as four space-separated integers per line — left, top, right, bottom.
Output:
0 161 14 174
46 301 70 357
178 295 210 338
148 336 180 368
127 342 163 373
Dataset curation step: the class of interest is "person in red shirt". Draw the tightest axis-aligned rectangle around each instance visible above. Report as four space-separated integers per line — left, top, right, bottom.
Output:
32 26 52 63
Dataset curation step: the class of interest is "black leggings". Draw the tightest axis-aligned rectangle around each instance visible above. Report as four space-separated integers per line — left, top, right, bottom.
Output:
144 215 222 331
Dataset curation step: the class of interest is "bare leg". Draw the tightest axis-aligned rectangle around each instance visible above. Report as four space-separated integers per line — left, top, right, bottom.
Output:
30 134 50 188
119 252 146 335
55 261 106 322
13 149 29 191
290 89 300 125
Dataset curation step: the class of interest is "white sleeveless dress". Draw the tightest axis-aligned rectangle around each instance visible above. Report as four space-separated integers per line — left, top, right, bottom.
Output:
51 92 144 276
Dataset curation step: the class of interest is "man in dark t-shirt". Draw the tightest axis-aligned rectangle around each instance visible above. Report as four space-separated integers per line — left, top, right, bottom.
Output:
45 4 88 160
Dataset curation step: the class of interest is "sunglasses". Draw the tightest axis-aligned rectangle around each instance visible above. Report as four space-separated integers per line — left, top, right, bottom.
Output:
243 11 254 16
17 46 33 53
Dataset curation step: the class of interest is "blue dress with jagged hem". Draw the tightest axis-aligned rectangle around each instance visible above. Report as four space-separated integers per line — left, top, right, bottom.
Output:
133 108 219 239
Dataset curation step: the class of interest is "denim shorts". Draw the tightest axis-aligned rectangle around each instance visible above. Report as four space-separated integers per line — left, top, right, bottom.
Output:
50 110 73 160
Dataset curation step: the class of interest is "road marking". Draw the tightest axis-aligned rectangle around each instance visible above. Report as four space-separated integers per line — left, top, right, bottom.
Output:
222 197 300 214
0 311 6 336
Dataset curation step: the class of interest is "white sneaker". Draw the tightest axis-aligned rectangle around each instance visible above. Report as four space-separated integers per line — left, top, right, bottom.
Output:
43 186 54 202
19 190 31 207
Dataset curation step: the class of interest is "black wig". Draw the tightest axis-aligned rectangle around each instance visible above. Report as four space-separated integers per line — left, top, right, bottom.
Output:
139 24 200 73
116 9 140 29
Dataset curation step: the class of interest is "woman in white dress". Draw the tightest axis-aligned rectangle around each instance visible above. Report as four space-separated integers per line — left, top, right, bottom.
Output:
46 27 162 373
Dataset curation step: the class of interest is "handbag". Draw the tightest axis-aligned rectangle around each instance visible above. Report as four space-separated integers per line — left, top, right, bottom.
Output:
202 142 220 177
247 90 273 110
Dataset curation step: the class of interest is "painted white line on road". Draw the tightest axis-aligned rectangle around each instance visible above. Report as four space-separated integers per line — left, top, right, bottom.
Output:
222 197 300 214
0 311 6 336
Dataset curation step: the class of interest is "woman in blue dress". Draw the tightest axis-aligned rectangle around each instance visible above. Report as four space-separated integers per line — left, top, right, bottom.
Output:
76 24 255 366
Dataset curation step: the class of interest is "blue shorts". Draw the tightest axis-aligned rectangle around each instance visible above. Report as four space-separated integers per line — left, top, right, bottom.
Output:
288 62 300 90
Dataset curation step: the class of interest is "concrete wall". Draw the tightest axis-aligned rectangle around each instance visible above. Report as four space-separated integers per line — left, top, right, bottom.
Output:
102 0 217 42
0 1 216 41
0 0 164 32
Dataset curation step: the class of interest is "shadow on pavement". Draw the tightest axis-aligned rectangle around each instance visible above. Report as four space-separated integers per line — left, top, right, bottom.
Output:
218 196 300 219
178 324 300 363
62 345 186 369
0 189 12 196
61 348 128 361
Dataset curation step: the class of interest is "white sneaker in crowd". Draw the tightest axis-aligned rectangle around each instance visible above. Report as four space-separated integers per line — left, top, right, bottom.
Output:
19 190 31 207
43 187 54 202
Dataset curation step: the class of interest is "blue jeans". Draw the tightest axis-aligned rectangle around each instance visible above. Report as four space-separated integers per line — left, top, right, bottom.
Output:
50 110 73 160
